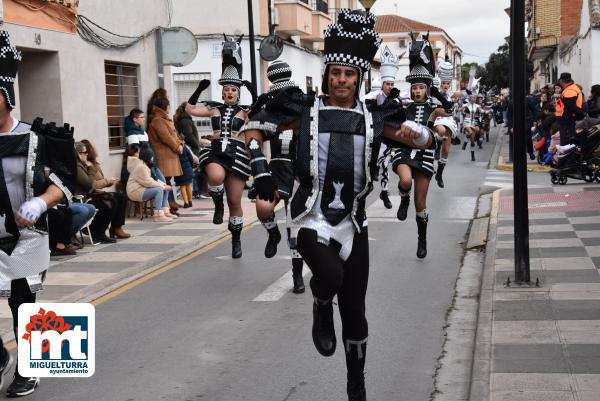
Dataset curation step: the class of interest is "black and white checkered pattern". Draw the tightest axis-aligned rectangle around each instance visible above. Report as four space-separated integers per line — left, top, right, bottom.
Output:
267 60 292 84
406 64 434 83
0 31 22 109
218 65 242 86
323 9 381 74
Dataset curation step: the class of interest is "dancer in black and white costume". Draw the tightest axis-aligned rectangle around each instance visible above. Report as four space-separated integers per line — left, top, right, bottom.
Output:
241 10 430 400
461 94 483 161
363 46 400 209
185 35 256 258
249 60 305 294
0 30 76 397
430 60 459 188
388 33 457 259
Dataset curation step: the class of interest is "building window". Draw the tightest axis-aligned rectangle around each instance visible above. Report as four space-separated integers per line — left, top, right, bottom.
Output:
105 62 139 149
173 72 212 131
311 0 328 14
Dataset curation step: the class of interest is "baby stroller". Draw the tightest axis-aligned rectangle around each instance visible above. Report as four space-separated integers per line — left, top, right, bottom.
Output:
550 125 600 184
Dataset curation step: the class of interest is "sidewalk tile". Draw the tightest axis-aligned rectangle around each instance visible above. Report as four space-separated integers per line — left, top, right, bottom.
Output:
551 291 600 301
492 344 568 373
543 257 597 270
574 374 600 392
491 391 575 401
68 252 160 262
49 261 134 273
569 216 600 224
121 236 197 244
491 373 572 392
584 246 600 257
43 272 115 286
140 229 218 236
557 321 600 344
493 321 560 344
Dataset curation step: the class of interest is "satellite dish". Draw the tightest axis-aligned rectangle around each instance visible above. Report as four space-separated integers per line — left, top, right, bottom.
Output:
161 27 198 67
259 35 284 61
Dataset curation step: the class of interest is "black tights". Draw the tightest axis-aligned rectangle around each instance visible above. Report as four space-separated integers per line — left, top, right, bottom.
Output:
0 278 36 353
297 228 369 342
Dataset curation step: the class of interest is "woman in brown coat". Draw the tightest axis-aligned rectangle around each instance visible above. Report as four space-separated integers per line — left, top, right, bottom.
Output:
147 97 183 212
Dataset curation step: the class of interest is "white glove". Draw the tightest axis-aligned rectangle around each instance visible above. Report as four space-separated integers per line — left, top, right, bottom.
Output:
402 121 431 147
17 197 48 223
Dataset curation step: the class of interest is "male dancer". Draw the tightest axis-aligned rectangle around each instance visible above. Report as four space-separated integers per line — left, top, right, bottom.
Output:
363 45 400 209
241 10 431 400
0 30 75 397
250 60 305 294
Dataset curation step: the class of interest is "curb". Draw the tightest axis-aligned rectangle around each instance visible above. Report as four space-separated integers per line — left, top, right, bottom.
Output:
494 133 553 172
468 189 501 401
430 192 494 401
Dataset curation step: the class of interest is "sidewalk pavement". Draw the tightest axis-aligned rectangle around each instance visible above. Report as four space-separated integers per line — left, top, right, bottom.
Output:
496 131 553 173
0 195 263 340
472 183 600 401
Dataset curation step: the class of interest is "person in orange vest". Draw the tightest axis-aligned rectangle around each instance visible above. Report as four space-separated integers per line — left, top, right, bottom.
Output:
555 72 586 145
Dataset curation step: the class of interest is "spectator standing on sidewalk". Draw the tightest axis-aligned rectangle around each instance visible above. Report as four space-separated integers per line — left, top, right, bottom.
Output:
147 97 183 218
587 84 600 119
174 135 196 208
81 139 130 239
555 72 586 145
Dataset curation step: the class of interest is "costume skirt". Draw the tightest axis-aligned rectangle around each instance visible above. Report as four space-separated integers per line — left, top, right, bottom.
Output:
198 137 251 179
391 147 435 179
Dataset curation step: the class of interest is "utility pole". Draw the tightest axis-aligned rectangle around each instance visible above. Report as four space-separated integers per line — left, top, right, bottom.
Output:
510 0 531 283
247 0 258 89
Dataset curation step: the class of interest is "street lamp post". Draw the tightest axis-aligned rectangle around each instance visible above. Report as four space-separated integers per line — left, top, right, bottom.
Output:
247 0 258 90
510 0 531 283
358 0 377 93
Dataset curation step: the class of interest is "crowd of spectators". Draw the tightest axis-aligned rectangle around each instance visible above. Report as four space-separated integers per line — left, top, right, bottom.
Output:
48 87 209 256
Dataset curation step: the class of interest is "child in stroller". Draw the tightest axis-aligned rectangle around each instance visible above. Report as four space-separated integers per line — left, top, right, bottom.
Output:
550 119 600 184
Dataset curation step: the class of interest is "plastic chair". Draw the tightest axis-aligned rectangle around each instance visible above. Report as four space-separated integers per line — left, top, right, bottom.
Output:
73 195 99 246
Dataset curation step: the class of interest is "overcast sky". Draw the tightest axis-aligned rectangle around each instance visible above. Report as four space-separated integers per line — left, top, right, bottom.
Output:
370 0 511 64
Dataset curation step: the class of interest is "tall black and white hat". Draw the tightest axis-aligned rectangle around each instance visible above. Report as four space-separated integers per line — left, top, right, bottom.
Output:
379 45 399 83
218 65 243 87
0 31 22 109
437 60 454 83
322 9 381 94
267 60 297 93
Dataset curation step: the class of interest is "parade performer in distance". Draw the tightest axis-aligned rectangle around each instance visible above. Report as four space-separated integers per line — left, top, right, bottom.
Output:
248 59 305 294
461 93 483 161
387 32 457 259
185 34 257 258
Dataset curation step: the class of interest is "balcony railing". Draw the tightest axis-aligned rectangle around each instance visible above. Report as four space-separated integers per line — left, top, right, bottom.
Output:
311 0 329 14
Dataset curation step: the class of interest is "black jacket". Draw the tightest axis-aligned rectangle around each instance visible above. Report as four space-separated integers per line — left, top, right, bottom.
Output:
175 112 200 156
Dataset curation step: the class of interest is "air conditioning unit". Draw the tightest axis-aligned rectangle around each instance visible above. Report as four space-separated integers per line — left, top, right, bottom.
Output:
399 39 407 48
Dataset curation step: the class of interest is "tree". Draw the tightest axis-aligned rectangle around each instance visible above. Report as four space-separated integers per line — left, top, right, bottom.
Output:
484 42 534 92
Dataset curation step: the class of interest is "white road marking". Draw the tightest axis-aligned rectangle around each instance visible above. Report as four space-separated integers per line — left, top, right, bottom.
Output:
253 269 310 302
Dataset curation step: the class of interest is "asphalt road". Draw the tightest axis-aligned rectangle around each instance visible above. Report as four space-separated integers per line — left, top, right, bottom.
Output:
12 129 503 401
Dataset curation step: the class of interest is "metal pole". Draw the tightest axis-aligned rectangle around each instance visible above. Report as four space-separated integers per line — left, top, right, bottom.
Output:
156 28 165 88
510 0 530 283
268 0 274 35
247 0 258 89
366 7 372 93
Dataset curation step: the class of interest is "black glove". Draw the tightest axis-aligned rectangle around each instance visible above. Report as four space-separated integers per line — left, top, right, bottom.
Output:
253 175 277 202
243 80 258 104
248 93 270 119
188 79 211 105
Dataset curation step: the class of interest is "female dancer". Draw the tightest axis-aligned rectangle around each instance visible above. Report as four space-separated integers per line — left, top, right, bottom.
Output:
185 63 255 258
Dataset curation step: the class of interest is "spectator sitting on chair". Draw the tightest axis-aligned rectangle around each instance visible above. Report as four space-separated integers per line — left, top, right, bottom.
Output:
48 205 76 256
81 139 130 239
127 146 175 222
75 141 116 243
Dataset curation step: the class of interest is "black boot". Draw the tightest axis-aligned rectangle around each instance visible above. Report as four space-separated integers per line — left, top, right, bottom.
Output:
292 258 305 294
435 163 446 188
312 298 336 356
477 138 483 149
345 339 367 401
228 219 243 259
416 213 428 259
461 141 468 150
261 215 281 258
397 193 410 221
471 149 476 162
379 190 392 209
210 187 225 225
